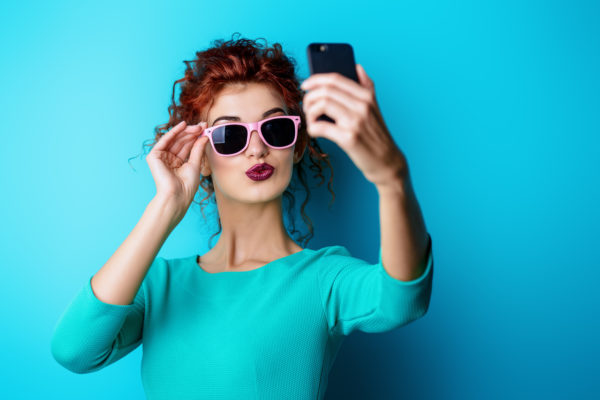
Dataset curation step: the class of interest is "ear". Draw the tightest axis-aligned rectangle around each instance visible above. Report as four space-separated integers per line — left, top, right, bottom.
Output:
293 145 306 164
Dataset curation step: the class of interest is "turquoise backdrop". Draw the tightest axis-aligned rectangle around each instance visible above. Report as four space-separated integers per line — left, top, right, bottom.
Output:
1 0 598 398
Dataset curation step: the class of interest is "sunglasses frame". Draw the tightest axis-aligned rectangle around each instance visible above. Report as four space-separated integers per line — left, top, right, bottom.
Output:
201 115 301 157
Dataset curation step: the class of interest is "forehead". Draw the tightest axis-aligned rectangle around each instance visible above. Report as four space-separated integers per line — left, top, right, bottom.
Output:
206 82 286 120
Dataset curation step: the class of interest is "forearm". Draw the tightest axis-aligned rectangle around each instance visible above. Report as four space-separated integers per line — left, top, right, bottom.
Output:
376 169 430 282
90 195 182 305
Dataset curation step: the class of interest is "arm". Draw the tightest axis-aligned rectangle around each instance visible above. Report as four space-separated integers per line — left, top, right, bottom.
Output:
376 167 430 282
90 195 181 306
50 274 148 374
304 64 434 336
50 195 180 373
317 237 433 337
318 167 433 337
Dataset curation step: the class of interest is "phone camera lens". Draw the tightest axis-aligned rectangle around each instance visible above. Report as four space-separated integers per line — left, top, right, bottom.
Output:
319 44 327 52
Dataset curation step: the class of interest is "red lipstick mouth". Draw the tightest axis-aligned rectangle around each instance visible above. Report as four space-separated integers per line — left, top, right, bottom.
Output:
246 163 274 181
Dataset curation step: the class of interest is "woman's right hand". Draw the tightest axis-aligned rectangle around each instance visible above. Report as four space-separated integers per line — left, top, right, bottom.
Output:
146 120 211 213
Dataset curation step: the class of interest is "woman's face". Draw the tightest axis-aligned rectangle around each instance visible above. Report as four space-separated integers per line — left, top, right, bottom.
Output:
201 82 302 204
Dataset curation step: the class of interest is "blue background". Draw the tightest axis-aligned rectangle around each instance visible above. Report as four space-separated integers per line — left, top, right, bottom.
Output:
1 0 598 398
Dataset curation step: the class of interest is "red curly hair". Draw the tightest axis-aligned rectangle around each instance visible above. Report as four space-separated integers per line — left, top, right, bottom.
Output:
136 33 335 248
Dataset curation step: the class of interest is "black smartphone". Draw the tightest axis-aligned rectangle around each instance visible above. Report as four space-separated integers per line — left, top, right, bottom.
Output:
306 43 358 123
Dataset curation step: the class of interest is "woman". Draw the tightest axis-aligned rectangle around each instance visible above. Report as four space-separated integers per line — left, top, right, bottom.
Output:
51 34 434 399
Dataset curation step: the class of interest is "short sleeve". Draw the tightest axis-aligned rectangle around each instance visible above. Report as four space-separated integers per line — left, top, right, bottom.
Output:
318 234 433 336
50 257 164 373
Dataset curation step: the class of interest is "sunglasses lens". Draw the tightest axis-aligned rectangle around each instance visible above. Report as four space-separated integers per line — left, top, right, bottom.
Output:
261 118 295 147
212 124 247 155
210 118 296 155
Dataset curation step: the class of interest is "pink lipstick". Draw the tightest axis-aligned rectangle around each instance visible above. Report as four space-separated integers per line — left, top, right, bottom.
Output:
246 163 274 181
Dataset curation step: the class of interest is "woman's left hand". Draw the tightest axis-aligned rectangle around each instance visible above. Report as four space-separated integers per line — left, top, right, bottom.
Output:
301 64 409 188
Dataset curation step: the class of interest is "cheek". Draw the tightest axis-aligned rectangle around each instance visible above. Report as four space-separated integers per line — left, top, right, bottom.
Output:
206 147 229 169
207 155 229 180
278 153 296 177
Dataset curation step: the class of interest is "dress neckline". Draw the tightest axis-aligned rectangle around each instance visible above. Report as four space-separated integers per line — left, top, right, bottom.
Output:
194 247 310 275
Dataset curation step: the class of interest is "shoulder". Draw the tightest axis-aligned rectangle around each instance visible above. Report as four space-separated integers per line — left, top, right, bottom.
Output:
305 245 374 270
316 244 369 261
141 255 196 286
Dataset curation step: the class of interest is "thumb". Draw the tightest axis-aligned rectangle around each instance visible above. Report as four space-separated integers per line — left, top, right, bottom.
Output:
356 64 374 89
189 135 209 169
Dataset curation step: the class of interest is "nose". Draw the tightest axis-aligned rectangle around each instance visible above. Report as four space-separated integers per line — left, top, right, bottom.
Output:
245 129 268 157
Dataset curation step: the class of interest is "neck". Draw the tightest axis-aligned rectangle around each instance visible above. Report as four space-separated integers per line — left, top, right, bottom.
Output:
209 190 299 267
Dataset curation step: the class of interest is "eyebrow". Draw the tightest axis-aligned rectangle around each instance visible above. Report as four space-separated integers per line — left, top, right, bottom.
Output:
211 107 287 126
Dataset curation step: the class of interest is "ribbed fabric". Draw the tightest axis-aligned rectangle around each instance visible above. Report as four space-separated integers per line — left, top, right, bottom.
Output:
51 234 434 400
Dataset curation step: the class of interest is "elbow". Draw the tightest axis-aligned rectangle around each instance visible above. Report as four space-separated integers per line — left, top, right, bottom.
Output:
410 273 433 321
413 286 433 321
394 288 433 328
418 289 432 318
50 333 96 374
400 301 430 328
413 298 431 322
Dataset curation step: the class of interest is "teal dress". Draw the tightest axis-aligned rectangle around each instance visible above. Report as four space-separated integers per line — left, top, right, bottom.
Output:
51 235 434 400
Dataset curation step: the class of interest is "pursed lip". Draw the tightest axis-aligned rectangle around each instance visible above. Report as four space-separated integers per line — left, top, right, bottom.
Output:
246 163 274 174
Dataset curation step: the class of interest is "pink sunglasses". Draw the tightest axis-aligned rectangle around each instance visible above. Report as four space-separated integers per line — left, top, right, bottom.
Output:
201 115 301 156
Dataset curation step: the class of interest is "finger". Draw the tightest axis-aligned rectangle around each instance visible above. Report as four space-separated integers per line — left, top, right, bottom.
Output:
146 149 175 183
305 96 354 130
303 85 365 115
168 122 208 155
170 129 205 156
301 71 372 102
147 135 196 180
152 121 188 152
173 133 200 161
189 135 211 169
178 138 197 162
306 119 348 144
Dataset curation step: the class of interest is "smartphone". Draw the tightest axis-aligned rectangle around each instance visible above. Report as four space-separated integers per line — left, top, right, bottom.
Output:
306 43 358 123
